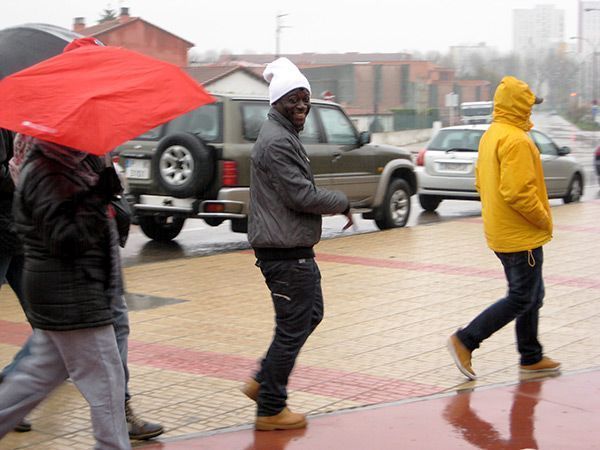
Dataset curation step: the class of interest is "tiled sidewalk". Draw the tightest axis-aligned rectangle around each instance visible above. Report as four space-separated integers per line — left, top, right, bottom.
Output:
0 199 599 449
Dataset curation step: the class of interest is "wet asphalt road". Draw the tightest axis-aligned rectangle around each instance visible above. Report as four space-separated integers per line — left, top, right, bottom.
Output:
120 112 600 268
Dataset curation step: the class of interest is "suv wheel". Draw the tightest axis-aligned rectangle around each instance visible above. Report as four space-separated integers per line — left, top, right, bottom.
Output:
375 179 411 229
138 215 185 241
153 132 214 198
418 194 442 212
563 174 583 204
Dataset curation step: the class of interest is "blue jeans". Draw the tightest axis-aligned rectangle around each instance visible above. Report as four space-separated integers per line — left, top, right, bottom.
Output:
254 258 323 416
0 254 32 378
457 247 544 366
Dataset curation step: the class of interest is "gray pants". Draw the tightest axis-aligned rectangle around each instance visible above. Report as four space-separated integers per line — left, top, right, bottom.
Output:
0 326 130 450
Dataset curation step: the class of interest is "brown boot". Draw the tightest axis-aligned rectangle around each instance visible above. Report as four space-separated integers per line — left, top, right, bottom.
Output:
447 333 477 380
520 357 561 374
255 407 307 431
241 378 260 402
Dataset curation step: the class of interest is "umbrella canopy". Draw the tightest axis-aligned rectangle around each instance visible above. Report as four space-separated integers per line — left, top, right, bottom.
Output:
0 42 215 155
0 23 82 79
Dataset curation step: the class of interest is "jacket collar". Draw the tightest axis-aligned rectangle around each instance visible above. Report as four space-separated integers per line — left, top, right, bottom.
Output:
268 107 299 136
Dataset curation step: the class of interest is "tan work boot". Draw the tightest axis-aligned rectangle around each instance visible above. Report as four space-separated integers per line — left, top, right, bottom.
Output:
241 378 260 402
255 407 307 431
447 333 477 380
520 356 561 374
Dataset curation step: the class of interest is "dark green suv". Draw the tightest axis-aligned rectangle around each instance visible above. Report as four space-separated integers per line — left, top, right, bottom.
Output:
117 94 417 241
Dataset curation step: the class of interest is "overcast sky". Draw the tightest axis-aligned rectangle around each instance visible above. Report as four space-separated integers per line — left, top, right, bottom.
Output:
1 0 582 55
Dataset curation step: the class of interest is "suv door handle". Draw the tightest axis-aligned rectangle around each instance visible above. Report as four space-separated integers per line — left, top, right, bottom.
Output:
333 152 342 161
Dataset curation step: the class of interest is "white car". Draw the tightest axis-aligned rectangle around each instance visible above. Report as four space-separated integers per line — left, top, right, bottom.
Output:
416 124 584 212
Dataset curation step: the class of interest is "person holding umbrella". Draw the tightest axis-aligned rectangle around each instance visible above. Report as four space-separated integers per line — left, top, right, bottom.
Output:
0 138 131 449
0 37 166 441
242 57 352 430
0 37 214 445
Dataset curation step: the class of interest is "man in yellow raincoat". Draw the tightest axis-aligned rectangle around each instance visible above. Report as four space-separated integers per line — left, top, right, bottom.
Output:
447 76 561 380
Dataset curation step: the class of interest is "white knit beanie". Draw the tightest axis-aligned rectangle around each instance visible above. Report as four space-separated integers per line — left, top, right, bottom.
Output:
263 57 311 105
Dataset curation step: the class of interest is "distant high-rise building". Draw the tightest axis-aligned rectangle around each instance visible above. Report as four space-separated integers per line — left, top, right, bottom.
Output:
578 0 600 53
513 4 565 55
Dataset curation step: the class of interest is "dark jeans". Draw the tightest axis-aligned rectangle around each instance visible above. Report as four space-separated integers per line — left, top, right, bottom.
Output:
457 247 544 366
254 258 323 416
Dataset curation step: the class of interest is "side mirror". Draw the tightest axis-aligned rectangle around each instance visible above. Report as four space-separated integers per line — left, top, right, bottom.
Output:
557 146 571 156
358 131 371 146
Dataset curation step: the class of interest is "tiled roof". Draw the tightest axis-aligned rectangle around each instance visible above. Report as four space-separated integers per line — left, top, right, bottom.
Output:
80 17 194 47
184 65 267 85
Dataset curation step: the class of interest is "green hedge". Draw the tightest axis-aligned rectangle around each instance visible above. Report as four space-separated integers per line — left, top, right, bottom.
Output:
392 108 439 130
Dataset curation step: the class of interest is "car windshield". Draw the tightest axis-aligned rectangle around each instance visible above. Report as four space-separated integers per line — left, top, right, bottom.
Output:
168 103 221 142
428 129 485 152
461 107 492 116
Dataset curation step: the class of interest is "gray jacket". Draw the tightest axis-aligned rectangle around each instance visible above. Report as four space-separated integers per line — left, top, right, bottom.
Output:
248 108 349 250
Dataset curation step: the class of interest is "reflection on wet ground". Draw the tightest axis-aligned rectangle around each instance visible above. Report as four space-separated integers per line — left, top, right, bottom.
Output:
139 369 600 449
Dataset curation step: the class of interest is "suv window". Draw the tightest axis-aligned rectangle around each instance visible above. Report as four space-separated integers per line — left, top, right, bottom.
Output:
135 124 163 140
241 102 321 143
428 129 484 151
168 103 220 142
319 107 357 145
530 130 558 155
242 103 270 141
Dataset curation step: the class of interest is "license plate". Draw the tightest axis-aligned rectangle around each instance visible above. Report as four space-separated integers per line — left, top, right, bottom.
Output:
125 159 150 179
437 162 470 172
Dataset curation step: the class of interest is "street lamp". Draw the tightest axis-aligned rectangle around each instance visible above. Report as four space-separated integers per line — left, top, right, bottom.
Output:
570 36 597 102
275 13 290 58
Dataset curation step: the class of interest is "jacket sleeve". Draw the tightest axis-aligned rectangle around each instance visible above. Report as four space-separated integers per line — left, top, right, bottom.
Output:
265 137 349 215
23 171 108 259
498 140 551 231
0 129 15 195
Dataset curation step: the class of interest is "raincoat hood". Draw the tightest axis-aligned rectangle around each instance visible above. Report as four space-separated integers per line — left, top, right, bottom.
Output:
492 76 538 131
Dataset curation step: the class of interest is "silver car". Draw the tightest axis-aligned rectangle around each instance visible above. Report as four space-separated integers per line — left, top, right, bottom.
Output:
416 124 584 212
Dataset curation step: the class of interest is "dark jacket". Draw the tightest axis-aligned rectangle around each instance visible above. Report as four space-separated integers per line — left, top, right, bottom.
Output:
13 148 114 331
248 108 348 254
0 128 21 255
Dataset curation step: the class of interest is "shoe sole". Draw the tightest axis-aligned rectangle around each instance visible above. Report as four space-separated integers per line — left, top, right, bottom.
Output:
129 429 165 441
255 420 307 431
519 366 561 374
447 337 477 381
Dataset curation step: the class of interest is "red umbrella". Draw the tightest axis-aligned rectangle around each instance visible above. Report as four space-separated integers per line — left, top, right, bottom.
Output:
0 41 215 155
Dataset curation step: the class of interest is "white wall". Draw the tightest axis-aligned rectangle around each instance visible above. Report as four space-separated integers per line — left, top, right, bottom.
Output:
208 72 269 96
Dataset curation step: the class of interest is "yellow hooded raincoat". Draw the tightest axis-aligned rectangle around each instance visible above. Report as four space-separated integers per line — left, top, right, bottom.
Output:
475 76 552 253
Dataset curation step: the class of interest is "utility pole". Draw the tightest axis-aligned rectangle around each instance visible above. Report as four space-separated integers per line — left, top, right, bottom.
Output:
275 13 289 58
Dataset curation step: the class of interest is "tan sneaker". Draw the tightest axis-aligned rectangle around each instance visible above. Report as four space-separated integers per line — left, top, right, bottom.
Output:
255 407 307 431
520 357 561 374
241 378 260 402
447 333 477 380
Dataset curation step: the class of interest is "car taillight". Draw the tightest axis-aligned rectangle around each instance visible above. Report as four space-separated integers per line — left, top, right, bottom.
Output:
222 161 238 186
112 154 121 165
416 148 427 166
595 146 600 157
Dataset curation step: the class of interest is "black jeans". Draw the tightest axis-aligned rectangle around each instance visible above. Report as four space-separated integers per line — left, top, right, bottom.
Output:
457 247 544 366
254 258 323 416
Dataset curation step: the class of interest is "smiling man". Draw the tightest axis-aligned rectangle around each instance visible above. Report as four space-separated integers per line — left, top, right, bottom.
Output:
243 57 353 430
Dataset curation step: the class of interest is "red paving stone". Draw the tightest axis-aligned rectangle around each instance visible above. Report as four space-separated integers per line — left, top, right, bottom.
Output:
316 253 600 289
140 369 600 450
128 340 441 402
